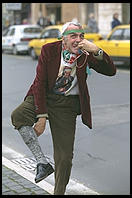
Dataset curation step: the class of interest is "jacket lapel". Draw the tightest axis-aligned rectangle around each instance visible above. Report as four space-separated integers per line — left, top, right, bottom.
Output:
48 41 62 89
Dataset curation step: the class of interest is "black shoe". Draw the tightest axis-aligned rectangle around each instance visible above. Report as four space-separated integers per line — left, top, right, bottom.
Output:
35 163 54 183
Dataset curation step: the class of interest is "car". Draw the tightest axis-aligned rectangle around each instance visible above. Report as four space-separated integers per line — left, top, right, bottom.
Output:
2 24 42 55
28 25 103 60
28 25 61 59
94 24 130 66
83 25 103 42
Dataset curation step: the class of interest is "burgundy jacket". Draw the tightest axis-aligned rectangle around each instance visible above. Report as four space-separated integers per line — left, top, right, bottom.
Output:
25 41 116 129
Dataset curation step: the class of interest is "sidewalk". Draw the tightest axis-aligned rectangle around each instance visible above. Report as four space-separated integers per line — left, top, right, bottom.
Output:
2 153 100 195
2 165 50 195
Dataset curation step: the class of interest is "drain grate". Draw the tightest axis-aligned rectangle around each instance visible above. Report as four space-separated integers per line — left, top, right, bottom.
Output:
11 155 54 172
11 157 37 172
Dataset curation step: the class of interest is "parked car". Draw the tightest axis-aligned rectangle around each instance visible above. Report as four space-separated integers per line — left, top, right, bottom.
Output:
94 24 130 66
83 25 103 42
28 25 61 59
28 25 103 60
2 24 42 55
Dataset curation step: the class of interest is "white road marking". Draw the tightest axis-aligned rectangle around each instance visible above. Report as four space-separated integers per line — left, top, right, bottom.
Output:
2 144 100 195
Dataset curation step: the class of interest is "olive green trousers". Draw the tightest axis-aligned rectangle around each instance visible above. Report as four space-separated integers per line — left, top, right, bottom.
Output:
11 93 80 195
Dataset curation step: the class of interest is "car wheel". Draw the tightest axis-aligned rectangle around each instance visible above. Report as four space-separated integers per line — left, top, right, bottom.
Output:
13 45 18 55
30 48 37 60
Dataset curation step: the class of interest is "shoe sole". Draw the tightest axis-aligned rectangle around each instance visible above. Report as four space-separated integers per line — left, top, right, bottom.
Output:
35 169 54 183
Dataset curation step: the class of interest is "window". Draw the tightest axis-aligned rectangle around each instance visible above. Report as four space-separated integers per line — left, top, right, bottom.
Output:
41 29 60 38
84 27 91 33
2 28 9 36
123 28 130 40
23 27 42 33
49 29 60 38
5 28 16 36
109 29 123 40
41 30 50 38
9 28 15 36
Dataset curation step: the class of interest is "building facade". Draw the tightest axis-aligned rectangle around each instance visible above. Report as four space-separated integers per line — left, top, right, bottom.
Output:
30 3 130 35
2 3 130 36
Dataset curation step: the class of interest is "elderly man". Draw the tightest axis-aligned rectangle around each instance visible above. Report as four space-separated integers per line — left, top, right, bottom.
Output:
11 21 116 195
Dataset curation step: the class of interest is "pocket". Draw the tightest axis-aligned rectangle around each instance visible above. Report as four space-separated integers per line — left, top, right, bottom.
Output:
71 96 81 115
25 96 34 104
47 93 60 106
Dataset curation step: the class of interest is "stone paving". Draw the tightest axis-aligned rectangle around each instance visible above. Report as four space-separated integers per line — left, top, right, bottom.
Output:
2 165 50 195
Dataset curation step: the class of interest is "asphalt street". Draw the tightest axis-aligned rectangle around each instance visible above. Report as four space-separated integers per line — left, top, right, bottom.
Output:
2 53 130 195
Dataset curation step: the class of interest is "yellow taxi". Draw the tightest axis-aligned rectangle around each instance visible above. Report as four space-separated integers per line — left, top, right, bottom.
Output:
94 25 130 66
28 24 103 59
83 24 103 42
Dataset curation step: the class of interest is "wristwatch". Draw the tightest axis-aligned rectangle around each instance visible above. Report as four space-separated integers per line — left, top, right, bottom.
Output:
94 49 103 56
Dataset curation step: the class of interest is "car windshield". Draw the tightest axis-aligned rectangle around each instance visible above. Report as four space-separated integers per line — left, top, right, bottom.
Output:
123 28 130 40
83 27 93 33
108 28 130 40
23 27 42 34
40 29 61 38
